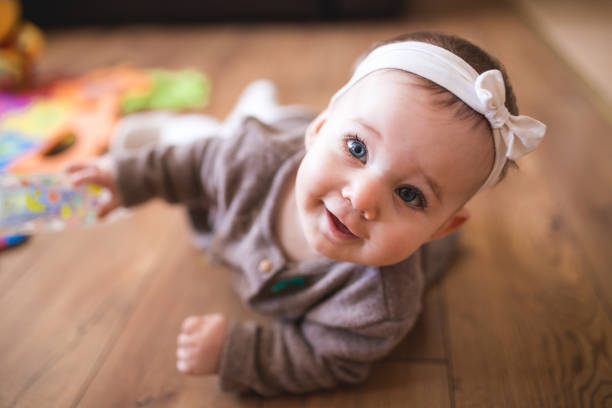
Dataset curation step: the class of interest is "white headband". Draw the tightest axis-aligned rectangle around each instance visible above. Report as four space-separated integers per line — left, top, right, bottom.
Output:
330 41 546 190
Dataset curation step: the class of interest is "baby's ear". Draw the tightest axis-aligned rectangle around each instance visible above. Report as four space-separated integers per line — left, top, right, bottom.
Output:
305 109 328 149
428 207 470 241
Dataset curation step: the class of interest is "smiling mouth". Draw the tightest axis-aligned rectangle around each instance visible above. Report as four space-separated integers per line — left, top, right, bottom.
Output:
325 208 359 240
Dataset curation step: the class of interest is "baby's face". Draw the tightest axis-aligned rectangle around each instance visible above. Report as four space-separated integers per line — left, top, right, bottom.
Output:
295 69 494 266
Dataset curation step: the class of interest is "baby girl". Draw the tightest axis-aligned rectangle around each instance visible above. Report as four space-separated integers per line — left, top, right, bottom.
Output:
69 32 545 396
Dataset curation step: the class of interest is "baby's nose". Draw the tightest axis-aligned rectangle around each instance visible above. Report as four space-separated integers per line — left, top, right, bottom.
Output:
342 174 382 220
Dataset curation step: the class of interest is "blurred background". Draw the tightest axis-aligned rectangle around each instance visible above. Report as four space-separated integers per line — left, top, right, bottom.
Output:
15 0 612 114
22 0 406 24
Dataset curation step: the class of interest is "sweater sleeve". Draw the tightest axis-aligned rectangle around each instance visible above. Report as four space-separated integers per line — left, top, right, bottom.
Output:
219 317 411 396
113 136 223 208
218 263 425 396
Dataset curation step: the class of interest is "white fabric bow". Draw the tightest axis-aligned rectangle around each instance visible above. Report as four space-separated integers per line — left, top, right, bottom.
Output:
330 41 547 190
475 70 545 161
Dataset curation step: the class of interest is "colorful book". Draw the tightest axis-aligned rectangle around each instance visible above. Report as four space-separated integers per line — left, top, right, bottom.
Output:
0 172 109 235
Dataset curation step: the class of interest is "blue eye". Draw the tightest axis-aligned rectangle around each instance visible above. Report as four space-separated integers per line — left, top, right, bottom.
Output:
347 137 367 162
396 186 427 209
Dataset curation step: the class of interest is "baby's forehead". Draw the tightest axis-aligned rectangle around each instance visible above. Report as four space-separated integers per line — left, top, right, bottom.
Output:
333 69 457 113
332 74 455 132
337 68 492 144
345 69 423 93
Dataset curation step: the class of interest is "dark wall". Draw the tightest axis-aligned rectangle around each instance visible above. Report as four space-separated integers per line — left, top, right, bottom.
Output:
22 0 404 26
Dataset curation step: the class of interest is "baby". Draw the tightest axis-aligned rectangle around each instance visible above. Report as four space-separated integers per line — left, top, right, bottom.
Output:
68 32 545 396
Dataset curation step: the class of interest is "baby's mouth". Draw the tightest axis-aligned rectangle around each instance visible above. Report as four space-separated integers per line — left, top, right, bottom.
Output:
325 208 358 240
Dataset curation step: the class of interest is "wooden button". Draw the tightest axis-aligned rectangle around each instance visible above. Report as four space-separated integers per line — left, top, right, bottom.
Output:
258 259 272 273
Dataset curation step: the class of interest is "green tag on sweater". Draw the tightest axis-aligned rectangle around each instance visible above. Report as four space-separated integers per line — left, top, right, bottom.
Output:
271 276 306 293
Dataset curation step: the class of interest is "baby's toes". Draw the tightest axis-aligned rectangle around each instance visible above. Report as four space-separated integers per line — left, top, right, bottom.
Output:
176 346 195 361
176 346 198 373
176 359 195 374
176 349 208 376
177 360 207 376
177 332 198 348
181 315 203 334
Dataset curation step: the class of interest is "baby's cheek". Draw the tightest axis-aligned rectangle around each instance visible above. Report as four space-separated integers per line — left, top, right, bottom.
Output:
374 228 422 265
298 155 332 199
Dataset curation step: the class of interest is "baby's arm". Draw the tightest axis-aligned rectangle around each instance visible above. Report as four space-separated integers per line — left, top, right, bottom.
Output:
68 137 223 214
214 266 422 396
173 311 398 387
174 310 404 394
215 312 413 395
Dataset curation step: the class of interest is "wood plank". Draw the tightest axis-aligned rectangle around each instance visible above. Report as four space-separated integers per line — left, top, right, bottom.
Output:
0 203 182 407
262 363 450 408
0 230 65 302
446 184 612 407
387 285 446 361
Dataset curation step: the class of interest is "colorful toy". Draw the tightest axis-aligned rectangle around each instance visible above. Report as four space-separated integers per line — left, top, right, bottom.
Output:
0 172 109 236
0 65 211 248
0 233 27 249
0 66 211 173
0 0 45 90
122 69 210 113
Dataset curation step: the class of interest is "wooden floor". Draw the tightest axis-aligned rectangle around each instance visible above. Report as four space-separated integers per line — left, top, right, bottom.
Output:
515 0 612 122
2 2 612 407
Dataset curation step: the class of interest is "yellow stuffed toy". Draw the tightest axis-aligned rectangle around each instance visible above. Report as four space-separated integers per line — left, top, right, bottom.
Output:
0 0 44 89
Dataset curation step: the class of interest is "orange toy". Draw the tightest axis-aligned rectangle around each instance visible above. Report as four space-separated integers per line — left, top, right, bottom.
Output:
4 67 150 172
7 95 118 172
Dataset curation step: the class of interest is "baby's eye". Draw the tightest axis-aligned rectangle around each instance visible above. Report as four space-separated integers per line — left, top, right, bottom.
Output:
396 186 427 209
346 137 367 163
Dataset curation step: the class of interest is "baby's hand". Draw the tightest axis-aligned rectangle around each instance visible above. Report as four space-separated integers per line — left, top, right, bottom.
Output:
65 158 119 218
176 313 228 376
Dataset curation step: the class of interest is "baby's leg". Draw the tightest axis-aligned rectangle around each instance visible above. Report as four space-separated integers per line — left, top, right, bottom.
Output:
176 313 228 375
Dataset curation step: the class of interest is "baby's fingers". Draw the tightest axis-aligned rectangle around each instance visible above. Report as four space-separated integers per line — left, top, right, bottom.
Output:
69 169 102 186
64 162 91 174
98 197 120 219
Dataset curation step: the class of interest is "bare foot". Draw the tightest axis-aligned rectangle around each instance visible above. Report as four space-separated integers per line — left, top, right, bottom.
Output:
176 313 228 375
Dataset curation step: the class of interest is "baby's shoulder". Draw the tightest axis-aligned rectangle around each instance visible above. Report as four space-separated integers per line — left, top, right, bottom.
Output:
306 252 425 331
217 115 309 172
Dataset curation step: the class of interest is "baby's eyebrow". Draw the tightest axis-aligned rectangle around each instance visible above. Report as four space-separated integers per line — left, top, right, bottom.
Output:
423 171 443 204
354 119 381 140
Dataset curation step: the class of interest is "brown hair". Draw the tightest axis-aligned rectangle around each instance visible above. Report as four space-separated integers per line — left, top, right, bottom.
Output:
362 32 518 183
